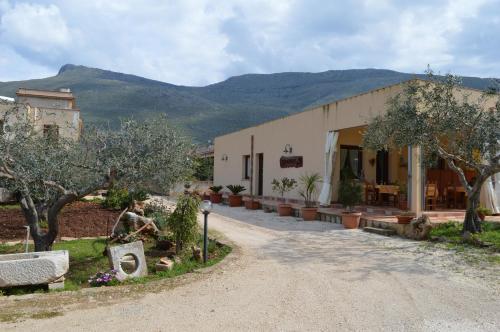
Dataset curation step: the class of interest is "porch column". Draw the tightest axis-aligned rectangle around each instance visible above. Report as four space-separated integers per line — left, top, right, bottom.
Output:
408 146 423 216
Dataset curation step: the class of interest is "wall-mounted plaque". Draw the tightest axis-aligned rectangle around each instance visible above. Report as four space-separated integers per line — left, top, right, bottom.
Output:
280 156 303 168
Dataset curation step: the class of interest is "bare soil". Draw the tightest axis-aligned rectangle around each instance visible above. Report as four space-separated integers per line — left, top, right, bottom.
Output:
0 202 121 240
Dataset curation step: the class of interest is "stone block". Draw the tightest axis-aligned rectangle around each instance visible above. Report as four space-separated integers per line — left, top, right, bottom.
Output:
107 241 148 281
0 250 69 288
155 257 173 272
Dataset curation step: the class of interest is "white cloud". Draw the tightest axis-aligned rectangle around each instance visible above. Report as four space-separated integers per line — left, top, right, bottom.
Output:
0 0 498 84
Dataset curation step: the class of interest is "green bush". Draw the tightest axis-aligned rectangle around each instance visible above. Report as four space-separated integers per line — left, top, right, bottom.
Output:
338 179 363 211
102 188 130 210
103 188 149 210
168 194 200 253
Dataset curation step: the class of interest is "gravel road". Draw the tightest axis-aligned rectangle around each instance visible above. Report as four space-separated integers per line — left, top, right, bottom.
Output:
2 204 499 331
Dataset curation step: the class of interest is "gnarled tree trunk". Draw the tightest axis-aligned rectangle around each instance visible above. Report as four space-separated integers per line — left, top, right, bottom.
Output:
463 190 481 234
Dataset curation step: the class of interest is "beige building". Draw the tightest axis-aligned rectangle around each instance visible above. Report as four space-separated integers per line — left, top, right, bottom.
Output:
13 88 82 140
213 80 499 214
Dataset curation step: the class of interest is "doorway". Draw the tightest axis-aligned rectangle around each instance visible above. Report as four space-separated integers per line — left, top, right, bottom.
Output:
376 150 389 184
256 153 264 196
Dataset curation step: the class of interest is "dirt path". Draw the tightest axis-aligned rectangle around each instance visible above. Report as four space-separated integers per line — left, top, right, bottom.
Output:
2 204 499 331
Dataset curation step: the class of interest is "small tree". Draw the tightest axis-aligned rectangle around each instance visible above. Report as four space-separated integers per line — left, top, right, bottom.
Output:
363 72 499 233
271 177 297 198
338 179 363 212
298 173 321 207
0 102 193 251
167 194 200 254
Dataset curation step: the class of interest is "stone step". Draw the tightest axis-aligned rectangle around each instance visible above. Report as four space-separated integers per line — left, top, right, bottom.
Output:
363 227 396 236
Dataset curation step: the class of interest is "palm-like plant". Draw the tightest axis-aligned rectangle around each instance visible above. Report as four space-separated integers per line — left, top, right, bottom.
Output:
298 173 321 207
226 184 246 195
209 185 223 194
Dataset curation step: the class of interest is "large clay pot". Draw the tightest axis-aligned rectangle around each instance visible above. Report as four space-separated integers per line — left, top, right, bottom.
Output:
210 193 222 204
228 194 242 207
278 203 293 216
301 207 318 221
396 214 415 224
245 200 260 210
342 212 362 229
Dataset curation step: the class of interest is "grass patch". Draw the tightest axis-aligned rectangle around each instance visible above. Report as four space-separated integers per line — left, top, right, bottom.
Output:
0 203 20 210
0 235 231 295
29 311 63 320
429 221 500 265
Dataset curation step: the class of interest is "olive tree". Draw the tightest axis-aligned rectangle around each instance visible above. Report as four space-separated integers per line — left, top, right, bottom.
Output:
363 73 499 234
0 102 193 251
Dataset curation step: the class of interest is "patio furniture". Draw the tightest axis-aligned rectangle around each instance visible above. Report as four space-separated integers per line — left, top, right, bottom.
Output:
425 183 439 210
375 185 399 207
364 182 377 205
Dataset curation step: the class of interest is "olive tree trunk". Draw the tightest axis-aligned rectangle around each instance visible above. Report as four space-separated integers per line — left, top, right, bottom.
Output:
463 190 481 234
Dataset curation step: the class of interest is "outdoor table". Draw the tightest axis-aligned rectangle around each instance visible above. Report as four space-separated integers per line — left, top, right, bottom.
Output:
375 185 399 206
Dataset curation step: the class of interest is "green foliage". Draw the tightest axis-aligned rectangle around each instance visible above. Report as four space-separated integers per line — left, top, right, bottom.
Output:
476 206 493 216
338 179 363 211
430 222 500 251
102 188 130 210
209 185 223 193
298 173 321 207
168 194 201 253
226 184 246 195
193 156 214 181
271 177 297 197
144 201 171 231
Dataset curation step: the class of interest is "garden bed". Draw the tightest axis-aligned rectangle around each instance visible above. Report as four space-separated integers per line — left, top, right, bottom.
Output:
0 236 231 295
0 201 121 241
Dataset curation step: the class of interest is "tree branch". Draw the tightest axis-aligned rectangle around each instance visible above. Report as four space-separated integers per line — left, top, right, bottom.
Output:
445 158 472 195
437 146 481 173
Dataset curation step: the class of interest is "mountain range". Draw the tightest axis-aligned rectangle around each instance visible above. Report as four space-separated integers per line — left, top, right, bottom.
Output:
0 64 496 142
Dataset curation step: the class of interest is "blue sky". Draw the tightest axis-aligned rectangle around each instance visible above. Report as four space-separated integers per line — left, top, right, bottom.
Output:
0 0 499 85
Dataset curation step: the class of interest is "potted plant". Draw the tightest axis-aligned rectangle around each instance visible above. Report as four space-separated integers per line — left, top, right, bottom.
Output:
338 178 363 229
245 198 260 210
298 173 321 221
476 206 492 221
396 211 416 224
209 185 223 203
272 177 297 216
226 185 246 207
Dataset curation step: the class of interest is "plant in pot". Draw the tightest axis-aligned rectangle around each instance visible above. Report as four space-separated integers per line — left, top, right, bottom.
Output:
209 185 223 203
338 178 363 229
396 210 416 224
476 206 492 221
272 177 297 216
226 185 246 207
298 173 321 221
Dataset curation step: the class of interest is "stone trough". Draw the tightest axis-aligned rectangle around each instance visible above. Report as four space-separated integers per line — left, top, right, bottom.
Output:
0 250 69 288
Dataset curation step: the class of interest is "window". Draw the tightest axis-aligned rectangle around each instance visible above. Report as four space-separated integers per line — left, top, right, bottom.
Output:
340 145 363 180
43 124 59 141
243 155 251 180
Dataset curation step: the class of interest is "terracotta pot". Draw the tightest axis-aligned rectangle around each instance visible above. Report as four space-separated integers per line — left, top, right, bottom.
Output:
210 193 222 204
342 212 362 229
228 194 242 207
202 194 210 200
278 203 293 216
245 200 260 210
301 207 318 221
396 215 415 224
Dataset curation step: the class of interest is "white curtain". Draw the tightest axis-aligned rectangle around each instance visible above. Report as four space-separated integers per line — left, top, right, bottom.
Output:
319 131 339 206
480 173 500 214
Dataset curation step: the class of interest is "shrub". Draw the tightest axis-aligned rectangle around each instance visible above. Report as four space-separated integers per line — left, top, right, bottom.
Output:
338 179 363 212
226 185 246 195
102 188 130 210
168 194 200 254
477 206 493 216
209 185 223 194
271 177 297 197
103 188 149 210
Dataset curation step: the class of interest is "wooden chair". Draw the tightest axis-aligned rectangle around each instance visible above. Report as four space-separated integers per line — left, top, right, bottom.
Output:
364 182 377 205
425 183 439 210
